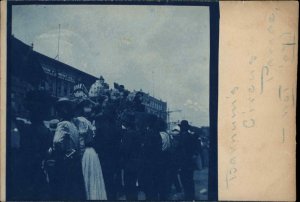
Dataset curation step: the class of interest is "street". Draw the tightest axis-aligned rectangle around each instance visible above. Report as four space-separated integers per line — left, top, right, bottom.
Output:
117 168 208 200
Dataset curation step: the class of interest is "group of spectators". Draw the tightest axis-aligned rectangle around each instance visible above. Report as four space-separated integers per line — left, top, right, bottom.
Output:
8 76 208 200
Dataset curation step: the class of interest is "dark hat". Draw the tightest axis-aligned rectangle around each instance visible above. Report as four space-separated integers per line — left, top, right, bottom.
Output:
114 82 119 89
179 120 190 128
55 97 74 111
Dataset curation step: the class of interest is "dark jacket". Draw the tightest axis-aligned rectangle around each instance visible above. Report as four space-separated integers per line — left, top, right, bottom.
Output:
94 114 121 163
178 131 199 170
120 128 142 172
140 129 162 167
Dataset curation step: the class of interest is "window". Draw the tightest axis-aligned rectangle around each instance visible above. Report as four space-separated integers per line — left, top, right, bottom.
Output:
61 81 65 96
52 82 56 96
57 80 61 96
64 82 68 95
67 83 71 96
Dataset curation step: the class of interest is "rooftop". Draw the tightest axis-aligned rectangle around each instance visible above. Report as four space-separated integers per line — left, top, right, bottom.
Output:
11 35 97 81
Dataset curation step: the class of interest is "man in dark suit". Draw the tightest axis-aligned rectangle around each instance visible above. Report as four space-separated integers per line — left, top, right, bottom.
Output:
178 120 198 200
119 113 142 200
94 101 121 200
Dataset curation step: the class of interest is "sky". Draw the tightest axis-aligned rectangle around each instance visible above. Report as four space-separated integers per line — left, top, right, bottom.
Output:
12 5 210 127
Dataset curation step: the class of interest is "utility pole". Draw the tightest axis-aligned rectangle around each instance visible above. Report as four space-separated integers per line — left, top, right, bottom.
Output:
166 109 182 130
54 24 61 97
55 24 61 61
152 70 155 97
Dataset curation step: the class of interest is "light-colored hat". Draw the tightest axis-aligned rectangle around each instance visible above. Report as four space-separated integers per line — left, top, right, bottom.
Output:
43 119 59 131
73 83 88 94
172 125 181 132
73 83 88 98
49 119 59 132
171 125 181 135
57 97 72 104
89 80 105 98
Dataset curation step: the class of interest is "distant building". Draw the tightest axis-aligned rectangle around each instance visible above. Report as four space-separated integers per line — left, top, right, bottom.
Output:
142 93 167 122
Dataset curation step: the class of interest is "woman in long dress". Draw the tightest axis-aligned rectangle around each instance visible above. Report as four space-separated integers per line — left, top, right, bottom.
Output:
73 98 107 200
52 98 86 200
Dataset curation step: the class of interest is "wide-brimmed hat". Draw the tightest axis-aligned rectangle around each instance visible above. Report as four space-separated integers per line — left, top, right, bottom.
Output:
178 120 191 128
49 119 59 131
172 125 181 132
171 125 181 135
55 97 74 112
44 119 59 132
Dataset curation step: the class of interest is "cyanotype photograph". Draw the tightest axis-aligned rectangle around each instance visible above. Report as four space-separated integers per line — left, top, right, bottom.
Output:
6 1 219 201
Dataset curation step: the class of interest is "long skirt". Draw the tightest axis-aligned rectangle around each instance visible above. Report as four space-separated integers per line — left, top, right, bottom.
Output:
52 155 86 200
82 147 107 200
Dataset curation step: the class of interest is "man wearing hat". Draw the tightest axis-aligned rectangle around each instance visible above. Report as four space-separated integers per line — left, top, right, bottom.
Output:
167 125 183 195
92 94 122 200
177 120 198 200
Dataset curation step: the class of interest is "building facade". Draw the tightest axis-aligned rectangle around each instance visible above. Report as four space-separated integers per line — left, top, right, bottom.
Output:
10 36 167 122
142 93 167 122
10 36 97 118
37 51 97 98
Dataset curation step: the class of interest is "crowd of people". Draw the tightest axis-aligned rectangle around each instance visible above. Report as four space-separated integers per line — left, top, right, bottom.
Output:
9 76 208 200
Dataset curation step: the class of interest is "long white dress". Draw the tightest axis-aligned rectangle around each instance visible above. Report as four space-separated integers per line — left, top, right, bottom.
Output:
73 117 107 200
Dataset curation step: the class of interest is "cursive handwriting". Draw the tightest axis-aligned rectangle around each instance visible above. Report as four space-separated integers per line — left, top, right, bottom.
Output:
226 87 239 189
